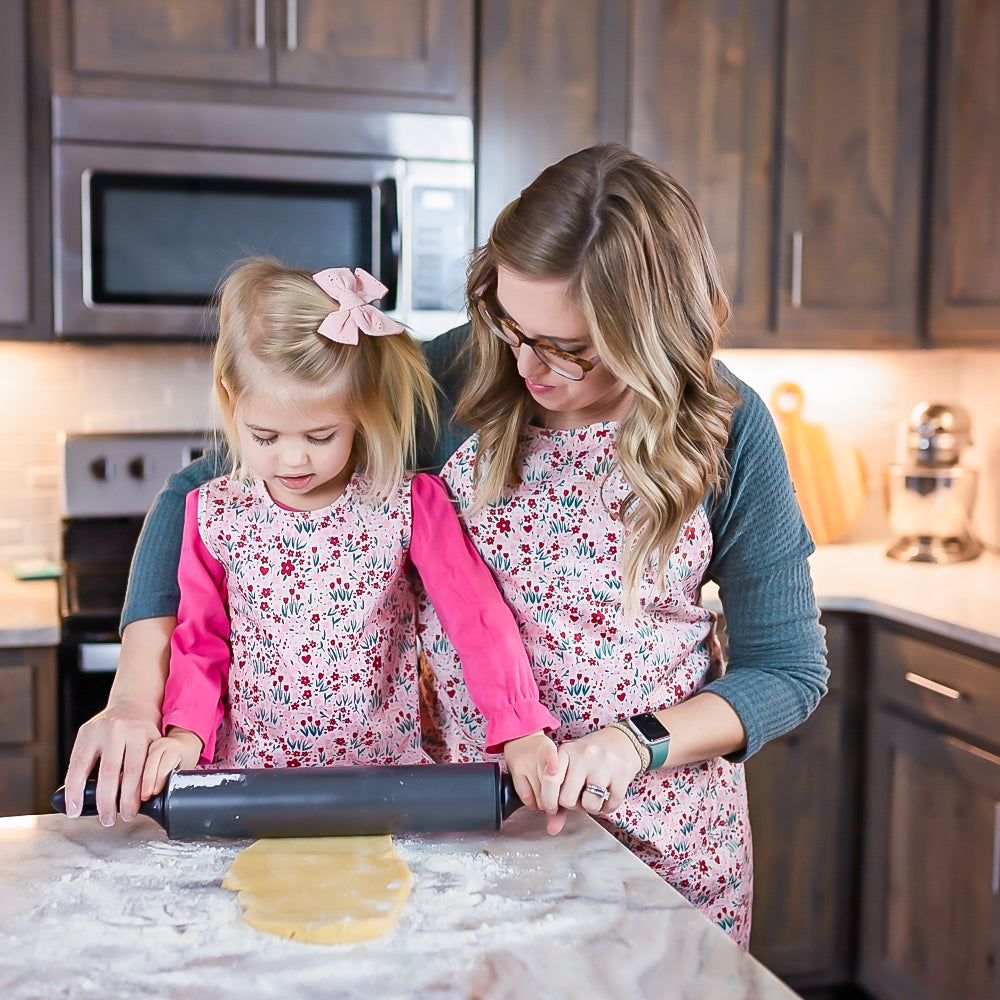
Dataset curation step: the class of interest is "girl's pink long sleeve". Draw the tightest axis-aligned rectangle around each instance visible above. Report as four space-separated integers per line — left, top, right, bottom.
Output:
409 473 558 752
161 489 231 764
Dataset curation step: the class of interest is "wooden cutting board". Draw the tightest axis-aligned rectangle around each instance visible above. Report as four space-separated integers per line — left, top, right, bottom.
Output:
771 382 867 545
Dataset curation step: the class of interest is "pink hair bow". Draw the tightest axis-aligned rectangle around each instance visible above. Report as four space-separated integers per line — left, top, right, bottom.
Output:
312 267 405 344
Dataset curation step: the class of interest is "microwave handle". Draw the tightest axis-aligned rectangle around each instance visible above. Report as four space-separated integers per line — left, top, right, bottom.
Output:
378 177 400 312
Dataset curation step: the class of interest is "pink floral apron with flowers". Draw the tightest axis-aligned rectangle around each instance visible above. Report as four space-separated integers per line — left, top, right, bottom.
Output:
202 474 428 768
418 423 752 946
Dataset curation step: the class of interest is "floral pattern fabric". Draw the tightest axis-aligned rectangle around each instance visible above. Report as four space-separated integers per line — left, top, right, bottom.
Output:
202 475 427 768
417 423 753 946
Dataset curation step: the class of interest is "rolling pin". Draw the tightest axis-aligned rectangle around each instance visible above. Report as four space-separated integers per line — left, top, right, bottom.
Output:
51 762 524 840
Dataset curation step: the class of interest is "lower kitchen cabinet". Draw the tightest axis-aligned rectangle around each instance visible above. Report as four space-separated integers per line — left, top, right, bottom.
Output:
746 612 865 990
0 646 58 817
859 624 1000 1000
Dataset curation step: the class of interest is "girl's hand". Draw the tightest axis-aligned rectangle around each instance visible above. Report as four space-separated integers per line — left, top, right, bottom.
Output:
502 730 566 829
552 725 645 830
62 700 163 826
141 728 204 799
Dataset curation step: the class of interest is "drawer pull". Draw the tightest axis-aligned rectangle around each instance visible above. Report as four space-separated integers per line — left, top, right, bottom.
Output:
903 671 962 700
993 803 1000 895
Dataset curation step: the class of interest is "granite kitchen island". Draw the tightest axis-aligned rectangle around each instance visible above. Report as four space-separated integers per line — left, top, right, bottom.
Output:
0 807 797 1000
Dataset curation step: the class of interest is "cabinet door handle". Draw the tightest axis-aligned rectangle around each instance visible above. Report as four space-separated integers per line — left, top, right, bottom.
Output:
286 0 298 51
790 230 803 308
993 802 1000 895
903 671 962 700
254 0 267 49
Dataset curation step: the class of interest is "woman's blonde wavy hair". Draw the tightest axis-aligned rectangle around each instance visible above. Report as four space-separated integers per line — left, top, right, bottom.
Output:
458 144 740 619
212 257 436 500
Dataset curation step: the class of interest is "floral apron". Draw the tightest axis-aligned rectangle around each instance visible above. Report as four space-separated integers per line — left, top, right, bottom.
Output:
418 423 753 946
202 474 428 768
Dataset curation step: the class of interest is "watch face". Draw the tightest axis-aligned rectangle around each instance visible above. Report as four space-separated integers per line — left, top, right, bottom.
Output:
630 712 670 743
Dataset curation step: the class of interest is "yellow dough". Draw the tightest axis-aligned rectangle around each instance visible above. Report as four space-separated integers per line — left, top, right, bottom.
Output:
222 835 411 944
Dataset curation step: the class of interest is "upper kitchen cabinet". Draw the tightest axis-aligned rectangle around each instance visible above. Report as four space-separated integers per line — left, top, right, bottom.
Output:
0 1 31 334
927 0 1000 345
51 0 474 116
476 0 630 239
629 0 779 341
631 0 928 347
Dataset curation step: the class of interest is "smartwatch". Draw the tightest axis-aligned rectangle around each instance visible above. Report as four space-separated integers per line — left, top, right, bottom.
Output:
626 712 672 771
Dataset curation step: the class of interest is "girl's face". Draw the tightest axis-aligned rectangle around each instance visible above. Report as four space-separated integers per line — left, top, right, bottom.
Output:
233 374 357 511
495 266 631 429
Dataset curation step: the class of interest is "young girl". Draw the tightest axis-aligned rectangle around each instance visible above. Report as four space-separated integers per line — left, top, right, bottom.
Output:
140 258 558 795
417 144 828 947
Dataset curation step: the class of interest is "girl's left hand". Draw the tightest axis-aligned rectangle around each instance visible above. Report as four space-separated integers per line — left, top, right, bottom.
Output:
550 726 645 832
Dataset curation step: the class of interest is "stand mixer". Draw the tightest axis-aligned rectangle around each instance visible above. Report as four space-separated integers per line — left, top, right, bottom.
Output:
885 402 982 563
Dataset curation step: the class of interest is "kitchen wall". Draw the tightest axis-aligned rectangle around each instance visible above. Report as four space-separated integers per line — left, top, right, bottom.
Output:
1 340 999 568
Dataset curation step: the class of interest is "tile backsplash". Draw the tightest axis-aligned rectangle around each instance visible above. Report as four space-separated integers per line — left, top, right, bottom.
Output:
1 339 999 567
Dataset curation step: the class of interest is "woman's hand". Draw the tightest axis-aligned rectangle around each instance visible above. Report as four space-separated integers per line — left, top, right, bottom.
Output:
60 616 175 826
549 726 646 833
142 728 204 798
62 699 162 826
502 730 566 831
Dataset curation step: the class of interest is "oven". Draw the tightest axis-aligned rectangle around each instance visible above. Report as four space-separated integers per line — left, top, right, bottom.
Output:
52 95 475 341
58 432 209 769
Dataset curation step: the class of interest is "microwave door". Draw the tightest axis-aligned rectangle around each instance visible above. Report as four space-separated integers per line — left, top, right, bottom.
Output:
53 144 401 340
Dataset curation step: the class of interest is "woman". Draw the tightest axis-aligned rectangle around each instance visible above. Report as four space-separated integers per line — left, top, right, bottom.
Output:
64 144 827 947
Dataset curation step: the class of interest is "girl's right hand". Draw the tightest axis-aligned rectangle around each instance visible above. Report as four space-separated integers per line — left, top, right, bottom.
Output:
142 728 204 799
61 700 162 826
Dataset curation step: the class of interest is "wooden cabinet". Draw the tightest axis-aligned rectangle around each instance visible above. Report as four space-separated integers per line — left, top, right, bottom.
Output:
476 0 630 238
745 613 864 990
631 0 928 347
0 647 59 817
0 1 31 333
54 0 474 115
928 0 1000 345
629 0 779 340
859 624 1000 1000
479 1 929 346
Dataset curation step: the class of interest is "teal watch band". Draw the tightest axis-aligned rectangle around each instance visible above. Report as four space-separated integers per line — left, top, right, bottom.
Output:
626 712 671 771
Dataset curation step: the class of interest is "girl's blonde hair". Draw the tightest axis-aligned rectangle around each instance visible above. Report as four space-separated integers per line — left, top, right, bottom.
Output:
213 257 437 499
459 144 740 618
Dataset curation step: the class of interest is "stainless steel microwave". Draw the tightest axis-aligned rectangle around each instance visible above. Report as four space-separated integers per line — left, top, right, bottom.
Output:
52 96 475 341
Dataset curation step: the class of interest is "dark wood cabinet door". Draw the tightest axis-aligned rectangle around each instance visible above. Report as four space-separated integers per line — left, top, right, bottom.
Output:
629 0 779 341
476 0 630 239
928 0 1000 344
745 613 862 989
0 647 58 817
275 0 472 108
0 0 30 330
69 0 272 83
774 0 928 346
859 710 1000 1000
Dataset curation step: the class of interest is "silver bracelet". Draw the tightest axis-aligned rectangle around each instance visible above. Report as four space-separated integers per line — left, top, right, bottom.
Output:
607 722 652 773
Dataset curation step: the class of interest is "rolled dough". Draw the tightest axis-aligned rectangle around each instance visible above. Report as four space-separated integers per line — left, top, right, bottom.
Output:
222 835 411 944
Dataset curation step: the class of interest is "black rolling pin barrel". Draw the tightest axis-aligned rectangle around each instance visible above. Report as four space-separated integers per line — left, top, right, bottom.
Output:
51 762 523 840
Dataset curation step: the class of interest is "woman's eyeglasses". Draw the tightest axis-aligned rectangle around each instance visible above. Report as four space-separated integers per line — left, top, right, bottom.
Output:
471 289 600 382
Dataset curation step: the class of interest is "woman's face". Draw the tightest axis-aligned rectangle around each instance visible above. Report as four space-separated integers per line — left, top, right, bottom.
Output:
495 266 632 429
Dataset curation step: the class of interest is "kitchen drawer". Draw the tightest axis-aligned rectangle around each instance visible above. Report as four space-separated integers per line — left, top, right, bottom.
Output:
871 625 1000 749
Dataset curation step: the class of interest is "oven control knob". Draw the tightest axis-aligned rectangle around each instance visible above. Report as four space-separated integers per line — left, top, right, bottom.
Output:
127 456 148 480
89 456 115 481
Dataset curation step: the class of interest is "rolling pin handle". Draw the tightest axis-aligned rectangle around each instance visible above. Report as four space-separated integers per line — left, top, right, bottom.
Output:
50 779 166 829
498 770 524 821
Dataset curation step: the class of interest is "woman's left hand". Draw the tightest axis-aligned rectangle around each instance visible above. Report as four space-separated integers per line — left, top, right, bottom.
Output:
549 726 645 833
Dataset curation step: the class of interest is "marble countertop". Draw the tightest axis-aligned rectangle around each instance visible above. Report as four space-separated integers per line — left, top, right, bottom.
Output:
699 542 1000 654
0 810 797 1000
5 544 1000 654
0 572 59 648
